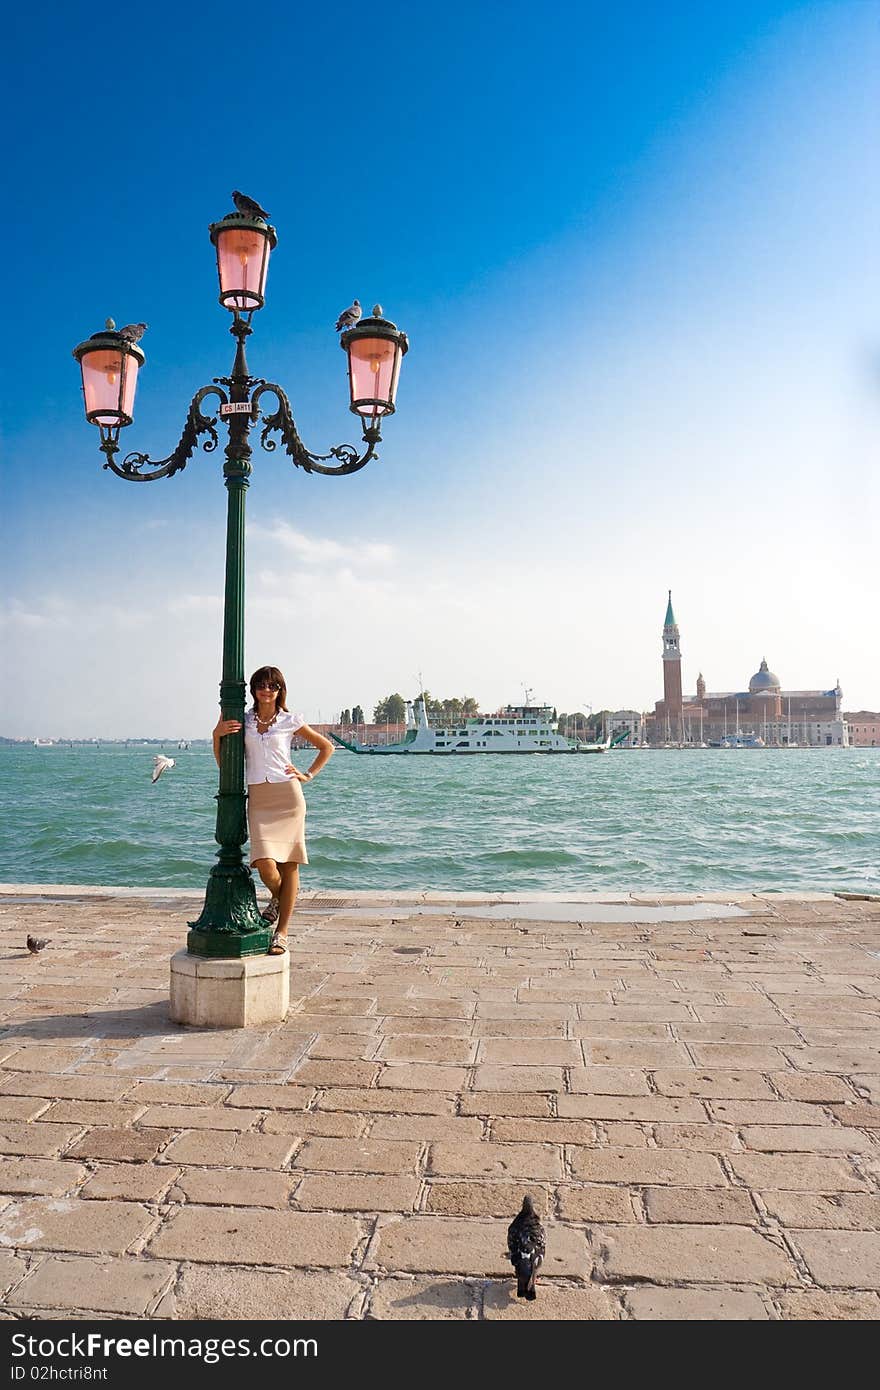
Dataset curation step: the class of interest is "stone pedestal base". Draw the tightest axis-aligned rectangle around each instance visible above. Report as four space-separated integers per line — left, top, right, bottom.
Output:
169 949 288 1028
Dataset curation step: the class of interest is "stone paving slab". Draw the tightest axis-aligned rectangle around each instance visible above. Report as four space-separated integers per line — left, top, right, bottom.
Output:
0 886 878 1319
5 1255 175 1316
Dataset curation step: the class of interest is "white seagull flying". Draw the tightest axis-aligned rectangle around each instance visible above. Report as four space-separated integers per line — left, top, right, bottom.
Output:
151 755 175 784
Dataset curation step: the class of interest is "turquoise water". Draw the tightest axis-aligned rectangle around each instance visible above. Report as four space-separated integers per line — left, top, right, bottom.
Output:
0 744 877 894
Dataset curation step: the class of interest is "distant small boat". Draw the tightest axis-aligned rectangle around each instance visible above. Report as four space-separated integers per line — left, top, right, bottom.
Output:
573 734 616 753
33 739 54 747
177 740 190 750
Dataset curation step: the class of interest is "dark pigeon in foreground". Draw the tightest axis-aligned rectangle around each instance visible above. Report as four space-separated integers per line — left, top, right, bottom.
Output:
232 190 270 220
507 1194 545 1300
118 323 148 343
335 299 361 331
27 935 51 955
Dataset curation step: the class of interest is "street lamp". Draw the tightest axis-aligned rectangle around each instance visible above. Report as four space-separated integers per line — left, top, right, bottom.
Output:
73 199 409 959
73 325 145 435
210 210 276 312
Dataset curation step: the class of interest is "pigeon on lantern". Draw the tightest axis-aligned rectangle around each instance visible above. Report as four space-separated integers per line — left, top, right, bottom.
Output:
232 190 271 220
118 323 148 344
26 935 51 955
151 755 175 784
507 1194 545 1301
335 299 362 332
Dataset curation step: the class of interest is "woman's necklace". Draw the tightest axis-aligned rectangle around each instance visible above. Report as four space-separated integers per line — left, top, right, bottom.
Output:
255 707 279 734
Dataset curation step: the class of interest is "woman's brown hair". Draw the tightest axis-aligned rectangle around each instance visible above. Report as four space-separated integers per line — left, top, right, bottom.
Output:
249 666 289 715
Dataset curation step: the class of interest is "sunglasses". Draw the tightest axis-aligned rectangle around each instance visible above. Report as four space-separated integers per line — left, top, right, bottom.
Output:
255 682 281 691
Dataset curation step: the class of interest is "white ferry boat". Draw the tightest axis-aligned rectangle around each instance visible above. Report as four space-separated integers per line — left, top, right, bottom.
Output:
331 700 594 755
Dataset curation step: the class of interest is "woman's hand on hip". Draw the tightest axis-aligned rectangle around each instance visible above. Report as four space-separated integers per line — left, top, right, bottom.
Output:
286 765 311 783
214 718 242 737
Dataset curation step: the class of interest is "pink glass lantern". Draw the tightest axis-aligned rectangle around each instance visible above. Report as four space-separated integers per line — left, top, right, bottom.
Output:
340 307 409 420
209 213 277 312
72 328 145 431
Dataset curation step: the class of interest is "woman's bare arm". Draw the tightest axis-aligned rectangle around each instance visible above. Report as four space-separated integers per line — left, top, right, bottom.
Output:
287 724 334 780
213 716 242 768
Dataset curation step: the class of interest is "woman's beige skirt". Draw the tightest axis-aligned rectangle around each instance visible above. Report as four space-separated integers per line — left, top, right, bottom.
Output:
247 779 308 866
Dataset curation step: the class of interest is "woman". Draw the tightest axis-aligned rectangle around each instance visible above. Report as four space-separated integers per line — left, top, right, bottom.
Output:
213 666 333 955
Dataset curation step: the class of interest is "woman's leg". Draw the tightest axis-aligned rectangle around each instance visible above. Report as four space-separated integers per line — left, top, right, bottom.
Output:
275 862 300 934
252 858 282 899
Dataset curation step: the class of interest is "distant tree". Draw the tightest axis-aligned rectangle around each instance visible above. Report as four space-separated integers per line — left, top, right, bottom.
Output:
462 696 480 717
373 694 406 724
386 694 406 724
587 709 612 740
560 711 591 736
352 705 365 726
341 709 351 726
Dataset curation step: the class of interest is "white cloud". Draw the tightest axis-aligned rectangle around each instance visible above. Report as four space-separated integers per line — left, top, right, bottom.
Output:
0 600 62 630
0 596 154 635
248 521 394 568
167 594 223 615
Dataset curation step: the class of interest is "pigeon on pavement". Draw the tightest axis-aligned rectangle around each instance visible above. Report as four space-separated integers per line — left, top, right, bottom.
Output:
118 323 148 343
507 1194 545 1300
335 299 362 331
232 190 270 220
27 935 51 955
151 755 175 784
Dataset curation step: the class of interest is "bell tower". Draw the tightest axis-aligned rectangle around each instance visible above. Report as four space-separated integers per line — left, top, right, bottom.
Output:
662 590 683 742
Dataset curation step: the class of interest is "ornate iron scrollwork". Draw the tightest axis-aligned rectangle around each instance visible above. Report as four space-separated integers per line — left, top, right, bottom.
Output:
252 382 380 476
101 385 229 481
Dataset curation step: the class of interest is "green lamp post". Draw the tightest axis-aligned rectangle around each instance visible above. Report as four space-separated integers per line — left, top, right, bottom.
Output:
73 201 409 958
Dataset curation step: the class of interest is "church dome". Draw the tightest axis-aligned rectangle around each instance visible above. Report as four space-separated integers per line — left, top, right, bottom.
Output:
749 657 781 694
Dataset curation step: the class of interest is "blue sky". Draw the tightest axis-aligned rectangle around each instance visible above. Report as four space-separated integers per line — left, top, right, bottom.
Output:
2 0 878 737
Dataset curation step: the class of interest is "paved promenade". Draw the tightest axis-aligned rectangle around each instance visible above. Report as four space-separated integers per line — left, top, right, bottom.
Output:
0 885 878 1321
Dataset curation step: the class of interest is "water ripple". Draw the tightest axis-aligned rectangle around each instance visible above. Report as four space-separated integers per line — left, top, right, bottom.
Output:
1 744 877 893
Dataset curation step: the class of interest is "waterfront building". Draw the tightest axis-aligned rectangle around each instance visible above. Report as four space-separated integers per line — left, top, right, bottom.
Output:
646 594 849 747
844 712 880 747
295 720 406 748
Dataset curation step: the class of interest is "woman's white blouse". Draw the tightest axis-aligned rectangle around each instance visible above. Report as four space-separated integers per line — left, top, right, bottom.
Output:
244 709 306 784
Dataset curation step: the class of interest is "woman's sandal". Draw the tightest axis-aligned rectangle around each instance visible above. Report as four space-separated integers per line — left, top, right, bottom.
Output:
268 929 288 955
